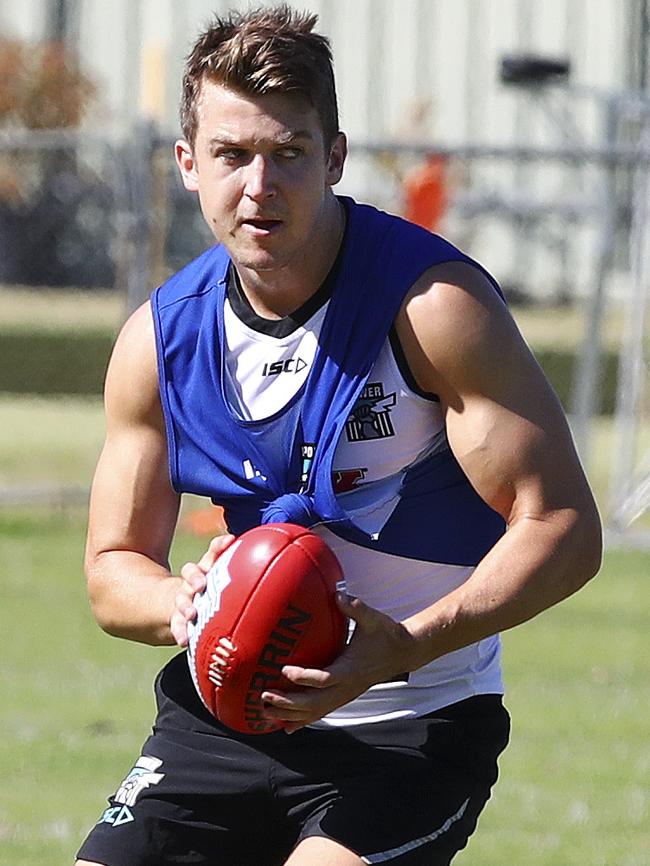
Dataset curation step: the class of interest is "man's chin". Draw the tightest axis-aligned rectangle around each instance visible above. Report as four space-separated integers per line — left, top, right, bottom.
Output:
234 256 283 273
226 245 291 273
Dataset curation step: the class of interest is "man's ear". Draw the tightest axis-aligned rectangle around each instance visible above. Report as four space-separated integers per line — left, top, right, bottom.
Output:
175 139 199 192
326 132 347 186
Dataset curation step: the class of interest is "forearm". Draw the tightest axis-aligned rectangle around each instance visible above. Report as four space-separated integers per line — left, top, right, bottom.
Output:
259 507 601 731
86 550 182 646
403 507 602 671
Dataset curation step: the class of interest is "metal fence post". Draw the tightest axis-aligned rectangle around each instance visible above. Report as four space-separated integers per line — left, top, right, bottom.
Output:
125 119 156 315
570 94 620 461
609 115 650 534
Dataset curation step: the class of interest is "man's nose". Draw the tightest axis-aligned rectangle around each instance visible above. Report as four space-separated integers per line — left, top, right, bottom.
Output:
243 154 276 201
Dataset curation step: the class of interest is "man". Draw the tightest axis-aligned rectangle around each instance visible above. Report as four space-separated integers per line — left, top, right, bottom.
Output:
76 6 602 866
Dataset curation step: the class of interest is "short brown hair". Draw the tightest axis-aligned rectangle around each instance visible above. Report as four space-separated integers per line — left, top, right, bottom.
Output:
180 5 339 148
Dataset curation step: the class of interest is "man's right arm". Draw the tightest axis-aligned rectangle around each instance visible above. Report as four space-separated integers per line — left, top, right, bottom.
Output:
84 301 186 646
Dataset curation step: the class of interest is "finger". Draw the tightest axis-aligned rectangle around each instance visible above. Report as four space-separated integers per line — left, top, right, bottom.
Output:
261 695 326 734
336 592 385 632
336 591 367 618
171 629 188 647
170 612 189 647
180 562 208 594
260 690 299 709
197 533 236 572
280 665 333 688
175 586 198 621
260 693 313 722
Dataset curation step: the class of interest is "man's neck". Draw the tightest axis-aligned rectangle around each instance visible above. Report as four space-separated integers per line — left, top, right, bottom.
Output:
234 197 346 320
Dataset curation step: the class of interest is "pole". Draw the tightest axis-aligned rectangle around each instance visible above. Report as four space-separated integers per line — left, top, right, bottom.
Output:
609 117 650 529
570 94 620 462
125 120 155 314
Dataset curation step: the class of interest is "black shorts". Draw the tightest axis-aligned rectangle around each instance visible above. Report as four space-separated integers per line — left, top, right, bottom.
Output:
77 653 510 866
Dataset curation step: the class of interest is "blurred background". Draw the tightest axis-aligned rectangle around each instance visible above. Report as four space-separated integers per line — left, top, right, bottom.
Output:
1 0 649 542
0 3 649 864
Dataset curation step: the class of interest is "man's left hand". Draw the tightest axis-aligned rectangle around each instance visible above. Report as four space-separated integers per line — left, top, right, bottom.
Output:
260 594 418 733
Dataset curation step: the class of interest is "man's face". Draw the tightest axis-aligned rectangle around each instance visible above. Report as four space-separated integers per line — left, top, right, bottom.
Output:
176 80 346 273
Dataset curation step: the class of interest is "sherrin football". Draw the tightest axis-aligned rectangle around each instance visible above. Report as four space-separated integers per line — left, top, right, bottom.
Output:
187 522 348 734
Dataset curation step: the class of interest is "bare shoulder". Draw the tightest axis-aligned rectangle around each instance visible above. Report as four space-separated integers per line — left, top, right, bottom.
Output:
395 259 546 404
395 260 600 525
104 300 162 428
87 299 176 570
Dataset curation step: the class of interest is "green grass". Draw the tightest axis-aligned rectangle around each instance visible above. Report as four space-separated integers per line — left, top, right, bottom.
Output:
0 511 648 865
0 395 105 488
457 547 650 866
0 513 180 863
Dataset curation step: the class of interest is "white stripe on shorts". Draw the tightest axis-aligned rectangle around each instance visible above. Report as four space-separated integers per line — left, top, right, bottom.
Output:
360 797 470 864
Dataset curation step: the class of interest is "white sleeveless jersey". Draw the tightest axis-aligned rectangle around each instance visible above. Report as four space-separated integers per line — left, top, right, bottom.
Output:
223 297 326 422
223 285 503 726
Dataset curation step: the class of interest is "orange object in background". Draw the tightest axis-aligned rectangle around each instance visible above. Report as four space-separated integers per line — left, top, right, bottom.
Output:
402 153 449 232
182 505 227 536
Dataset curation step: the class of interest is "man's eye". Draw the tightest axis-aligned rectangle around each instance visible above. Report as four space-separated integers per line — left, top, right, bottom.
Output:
218 149 246 162
277 147 303 160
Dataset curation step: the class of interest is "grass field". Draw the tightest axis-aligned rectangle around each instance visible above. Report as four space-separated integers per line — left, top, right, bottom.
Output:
0 510 648 866
0 361 649 864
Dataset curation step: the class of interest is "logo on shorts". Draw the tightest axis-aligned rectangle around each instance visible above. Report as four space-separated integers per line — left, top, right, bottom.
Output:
114 755 165 807
97 804 134 827
345 383 396 442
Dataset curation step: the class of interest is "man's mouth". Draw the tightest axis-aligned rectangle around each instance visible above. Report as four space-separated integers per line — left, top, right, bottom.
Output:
241 218 283 232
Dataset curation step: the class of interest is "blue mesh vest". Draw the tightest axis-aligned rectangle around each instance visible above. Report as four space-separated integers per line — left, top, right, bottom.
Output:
152 198 506 562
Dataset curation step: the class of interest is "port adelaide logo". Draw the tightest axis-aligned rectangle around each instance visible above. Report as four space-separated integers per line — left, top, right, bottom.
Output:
345 382 397 442
97 755 165 828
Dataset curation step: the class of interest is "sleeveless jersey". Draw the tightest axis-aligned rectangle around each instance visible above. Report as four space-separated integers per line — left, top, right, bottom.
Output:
152 197 507 725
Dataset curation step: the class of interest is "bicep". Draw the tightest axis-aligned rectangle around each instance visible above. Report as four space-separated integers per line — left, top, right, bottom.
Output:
399 264 594 525
444 358 585 524
86 303 180 570
87 420 180 569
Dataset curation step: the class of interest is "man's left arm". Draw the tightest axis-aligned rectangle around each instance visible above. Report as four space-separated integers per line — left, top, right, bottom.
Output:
261 261 602 729
393 260 602 669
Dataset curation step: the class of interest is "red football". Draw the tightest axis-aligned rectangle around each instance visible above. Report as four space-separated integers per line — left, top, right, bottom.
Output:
187 523 347 734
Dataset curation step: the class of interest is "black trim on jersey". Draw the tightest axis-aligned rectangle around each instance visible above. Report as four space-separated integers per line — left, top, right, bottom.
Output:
227 251 342 338
389 326 440 402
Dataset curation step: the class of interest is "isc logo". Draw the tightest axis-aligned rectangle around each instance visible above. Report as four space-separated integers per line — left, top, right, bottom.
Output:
262 358 308 376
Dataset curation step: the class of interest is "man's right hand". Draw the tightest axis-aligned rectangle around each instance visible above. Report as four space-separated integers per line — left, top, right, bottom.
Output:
170 533 236 646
